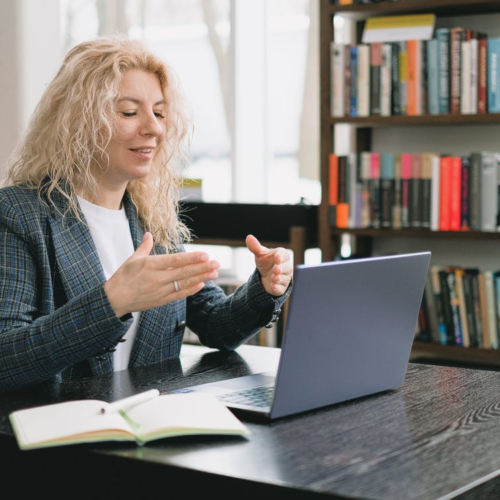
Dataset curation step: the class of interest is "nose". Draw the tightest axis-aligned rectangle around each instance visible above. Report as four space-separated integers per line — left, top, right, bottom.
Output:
141 112 163 138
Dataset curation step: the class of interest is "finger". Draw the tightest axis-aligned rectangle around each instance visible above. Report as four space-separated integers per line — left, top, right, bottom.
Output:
150 251 211 271
245 234 269 256
128 232 154 261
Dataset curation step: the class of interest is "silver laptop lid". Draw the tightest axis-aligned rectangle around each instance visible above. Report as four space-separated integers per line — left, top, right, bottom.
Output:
270 251 431 419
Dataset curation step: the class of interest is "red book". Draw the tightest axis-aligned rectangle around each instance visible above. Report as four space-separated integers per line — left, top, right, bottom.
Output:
336 156 349 228
328 154 338 227
439 156 453 231
450 156 462 231
406 40 420 116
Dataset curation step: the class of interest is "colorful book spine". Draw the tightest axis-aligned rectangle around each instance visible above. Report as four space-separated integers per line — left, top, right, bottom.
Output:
370 42 382 116
380 152 395 228
398 41 408 115
406 39 421 116
336 155 349 228
390 42 401 115
460 155 471 231
488 37 500 113
328 154 338 227
369 152 381 228
426 38 439 115
357 44 370 117
450 156 462 231
478 34 488 114
436 28 450 115
349 46 358 117
380 43 392 116
439 156 452 231
401 152 412 228
450 27 464 115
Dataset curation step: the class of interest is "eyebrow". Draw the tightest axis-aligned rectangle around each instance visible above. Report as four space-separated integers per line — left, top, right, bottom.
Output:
117 97 166 106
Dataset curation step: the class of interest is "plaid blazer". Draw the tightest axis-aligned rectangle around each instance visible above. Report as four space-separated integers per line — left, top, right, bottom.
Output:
0 185 290 393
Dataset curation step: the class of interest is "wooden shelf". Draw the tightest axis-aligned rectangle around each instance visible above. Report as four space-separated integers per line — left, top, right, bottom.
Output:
328 0 500 19
329 228 500 241
330 113 500 128
411 341 500 368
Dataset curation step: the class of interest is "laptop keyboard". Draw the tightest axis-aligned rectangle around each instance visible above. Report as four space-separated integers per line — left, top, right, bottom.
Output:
217 385 274 407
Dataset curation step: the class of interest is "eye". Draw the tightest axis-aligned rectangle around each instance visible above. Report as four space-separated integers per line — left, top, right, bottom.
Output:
121 112 137 117
154 112 166 119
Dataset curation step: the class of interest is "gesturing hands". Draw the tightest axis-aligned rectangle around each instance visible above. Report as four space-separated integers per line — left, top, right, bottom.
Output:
104 232 220 318
245 234 293 297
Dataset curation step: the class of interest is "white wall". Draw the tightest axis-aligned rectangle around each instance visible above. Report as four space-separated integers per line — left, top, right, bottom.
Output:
0 0 61 183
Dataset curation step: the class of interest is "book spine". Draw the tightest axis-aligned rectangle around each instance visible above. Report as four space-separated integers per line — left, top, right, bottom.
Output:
406 40 421 116
478 271 491 349
392 153 402 229
450 27 464 115
401 152 412 228
410 153 422 228
488 37 500 113
380 44 392 117
478 35 488 114
430 266 448 345
470 37 478 115
331 43 346 117
350 46 358 117
357 44 370 117
469 152 481 230
480 152 498 232
426 38 439 115
455 268 470 347
398 41 408 115
336 155 349 228
328 153 338 227
436 28 450 115
420 153 433 229
460 155 471 231
461 40 471 114
360 151 371 228
380 152 395 228
344 44 352 117
469 269 483 348
348 153 358 228
390 43 401 115
369 152 381 228
370 42 382 116
485 270 499 348
430 154 441 231
439 156 452 231
450 156 462 231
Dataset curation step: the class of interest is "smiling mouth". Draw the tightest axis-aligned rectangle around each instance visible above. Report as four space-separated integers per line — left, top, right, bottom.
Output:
131 149 153 153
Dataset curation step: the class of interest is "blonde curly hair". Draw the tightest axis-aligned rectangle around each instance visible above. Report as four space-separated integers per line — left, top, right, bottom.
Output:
6 35 192 251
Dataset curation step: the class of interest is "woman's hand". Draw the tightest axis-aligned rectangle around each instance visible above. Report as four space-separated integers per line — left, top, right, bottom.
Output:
104 232 220 317
245 234 292 296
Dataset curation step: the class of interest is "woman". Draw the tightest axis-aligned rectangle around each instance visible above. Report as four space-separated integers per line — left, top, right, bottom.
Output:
0 36 292 393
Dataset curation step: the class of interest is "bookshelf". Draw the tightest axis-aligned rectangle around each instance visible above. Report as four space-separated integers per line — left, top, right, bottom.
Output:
320 0 500 368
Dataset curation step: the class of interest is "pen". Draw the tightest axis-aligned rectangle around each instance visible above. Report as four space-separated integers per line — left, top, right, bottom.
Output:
100 389 160 414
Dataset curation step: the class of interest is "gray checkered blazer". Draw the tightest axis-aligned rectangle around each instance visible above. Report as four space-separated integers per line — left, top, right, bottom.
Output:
0 185 290 393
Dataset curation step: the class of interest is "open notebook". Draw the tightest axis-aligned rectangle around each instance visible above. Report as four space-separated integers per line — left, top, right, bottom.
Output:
176 251 431 420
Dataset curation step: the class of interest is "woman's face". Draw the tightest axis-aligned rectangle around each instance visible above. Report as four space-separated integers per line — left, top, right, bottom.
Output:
98 69 167 191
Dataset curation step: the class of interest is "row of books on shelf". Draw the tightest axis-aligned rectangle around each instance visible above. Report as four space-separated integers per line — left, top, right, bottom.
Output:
330 28 500 117
328 151 500 231
333 0 403 5
416 266 500 350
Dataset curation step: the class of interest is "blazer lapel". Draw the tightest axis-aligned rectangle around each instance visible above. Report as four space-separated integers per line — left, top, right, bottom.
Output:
122 194 170 367
47 192 105 300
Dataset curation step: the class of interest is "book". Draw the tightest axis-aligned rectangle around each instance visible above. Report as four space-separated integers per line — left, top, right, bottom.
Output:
460 155 471 231
331 42 346 117
436 28 450 115
380 152 395 228
439 156 453 231
484 270 499 348
370 42 383 116
407 39 421 116
488 37 500 113
336 155 349 228
357 44 370 117
9 390 250 451
450 156 462 231
470 35 478 115
426 38 439 115
429 266 448 345
478 34 488 114
350 45 358 116
381 43 392 116
478 271 491 349
390 43 401 115
398 41 408 115
392 153 402 229
360 151 372 228
420 152 434 229
329 153 338 226
479 151 499 232
369 152 381 228
461 39 472 114
430 153 441 231
410 153 422 228
450 27 465 115
401 152 412 228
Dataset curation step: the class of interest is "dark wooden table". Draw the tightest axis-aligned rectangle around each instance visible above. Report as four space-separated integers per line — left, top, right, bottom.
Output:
2 344 500 499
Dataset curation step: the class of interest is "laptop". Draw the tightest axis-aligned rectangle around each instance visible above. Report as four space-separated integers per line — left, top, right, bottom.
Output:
176 251 431 420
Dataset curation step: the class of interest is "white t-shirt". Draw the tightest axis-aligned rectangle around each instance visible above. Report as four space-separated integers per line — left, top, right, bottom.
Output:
77 196 140 371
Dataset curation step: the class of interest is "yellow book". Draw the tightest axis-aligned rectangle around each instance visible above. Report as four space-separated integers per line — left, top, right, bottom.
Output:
9 389 250 450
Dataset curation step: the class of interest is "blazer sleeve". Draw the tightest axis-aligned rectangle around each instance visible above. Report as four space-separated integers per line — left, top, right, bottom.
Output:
0 197 131 393
186 268 292 350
